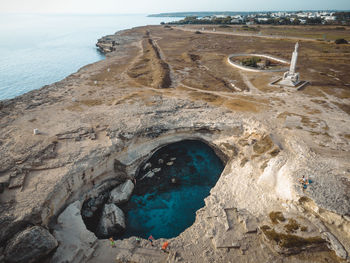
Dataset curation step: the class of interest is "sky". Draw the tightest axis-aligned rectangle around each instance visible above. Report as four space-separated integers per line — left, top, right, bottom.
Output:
1 0 349 14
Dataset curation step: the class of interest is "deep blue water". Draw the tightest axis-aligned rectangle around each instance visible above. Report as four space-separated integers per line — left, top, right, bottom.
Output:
121 140 224 239
0 14 177 100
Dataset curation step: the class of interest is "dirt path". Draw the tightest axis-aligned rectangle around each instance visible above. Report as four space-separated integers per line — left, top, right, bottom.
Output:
176 26 319 42
88 240 168 263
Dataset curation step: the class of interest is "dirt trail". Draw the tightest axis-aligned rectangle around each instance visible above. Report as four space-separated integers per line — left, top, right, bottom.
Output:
176 26 319 42
88 240 168 263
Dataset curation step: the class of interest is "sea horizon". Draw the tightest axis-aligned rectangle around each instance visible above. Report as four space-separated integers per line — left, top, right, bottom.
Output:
0 13 178 101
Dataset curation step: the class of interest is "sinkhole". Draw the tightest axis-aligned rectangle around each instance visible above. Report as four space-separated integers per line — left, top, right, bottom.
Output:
82 139 224 240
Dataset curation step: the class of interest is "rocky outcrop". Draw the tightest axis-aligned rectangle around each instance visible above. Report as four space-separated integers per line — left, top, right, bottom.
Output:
4 226 58 263
96 31 141 54
322 231 348 260
259 212 328 255
109 180 134 205
96 35 119 53
82 192 109 218
96 204 126 238
52 201 98 263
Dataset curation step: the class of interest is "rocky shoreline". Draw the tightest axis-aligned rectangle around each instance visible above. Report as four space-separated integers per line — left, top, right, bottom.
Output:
0 25 349 263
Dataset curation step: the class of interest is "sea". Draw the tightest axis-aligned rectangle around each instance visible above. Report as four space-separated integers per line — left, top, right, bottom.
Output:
0 14 178 100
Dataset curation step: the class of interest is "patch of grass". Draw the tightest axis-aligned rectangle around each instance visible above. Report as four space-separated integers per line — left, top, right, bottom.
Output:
298 196 312 204
221 142 237 155
128 37 171 89
260 160 269 171
333 102 350 115
238 139 249 146
269 211 286 224
261 226 325 249
219 25 231 28
253 135 274 155
284 219 300 233
301 226 308 232
269 148 280 157
240 157 249 167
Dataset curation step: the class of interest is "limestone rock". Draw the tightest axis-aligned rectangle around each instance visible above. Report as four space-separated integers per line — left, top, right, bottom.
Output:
140 171 155 180
82 192 109 218
4 226 58 263
143 162 152 170
52 201 97 263
109 180 134 204
237 209 258 233
152 167 161 173
97 204 126 237
322 232 348 259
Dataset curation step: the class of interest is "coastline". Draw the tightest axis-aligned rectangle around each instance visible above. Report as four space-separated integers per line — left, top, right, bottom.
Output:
0 24 349 263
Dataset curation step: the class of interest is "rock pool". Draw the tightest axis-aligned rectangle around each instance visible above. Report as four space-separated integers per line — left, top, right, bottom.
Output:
120 140 224 239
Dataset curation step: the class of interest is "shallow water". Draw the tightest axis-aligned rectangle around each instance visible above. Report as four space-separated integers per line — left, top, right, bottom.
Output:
120 140 224 239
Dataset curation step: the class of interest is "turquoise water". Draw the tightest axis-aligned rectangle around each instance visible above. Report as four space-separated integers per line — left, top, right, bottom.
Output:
0 14 177 100
120 140 224 239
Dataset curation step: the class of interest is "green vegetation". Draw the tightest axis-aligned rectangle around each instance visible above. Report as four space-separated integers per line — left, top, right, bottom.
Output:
284 219 300 233
240 25 259 31
269 211 286 224
335 38 349 44
253 135 274 154
241 57 261 67
261 226 325 249
168 16 234 25
301 226 308 232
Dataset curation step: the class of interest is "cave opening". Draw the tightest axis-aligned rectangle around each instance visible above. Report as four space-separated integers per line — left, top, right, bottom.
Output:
82 139 224 240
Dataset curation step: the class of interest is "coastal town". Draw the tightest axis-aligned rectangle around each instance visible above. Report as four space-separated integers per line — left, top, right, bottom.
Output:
162 11 350 25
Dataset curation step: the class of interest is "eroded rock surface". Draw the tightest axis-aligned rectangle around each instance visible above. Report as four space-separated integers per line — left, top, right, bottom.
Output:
109 179 134 205
96 204 126 237
4 226 58 263
52 201 97 263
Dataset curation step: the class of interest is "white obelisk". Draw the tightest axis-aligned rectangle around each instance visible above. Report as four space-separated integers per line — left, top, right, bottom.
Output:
280 42 300 87
289 42 299 74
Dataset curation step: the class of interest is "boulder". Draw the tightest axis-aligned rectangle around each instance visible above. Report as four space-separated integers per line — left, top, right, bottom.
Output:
109 180 134 205
96 204 126 237
152 168 161 173
140 171 155 180
4 226 58 263
52 201 97 263
322 232 348 259
82 192 109 218
143 162 152 171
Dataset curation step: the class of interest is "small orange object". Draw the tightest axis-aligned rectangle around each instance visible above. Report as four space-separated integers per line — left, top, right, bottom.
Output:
161 241 169 251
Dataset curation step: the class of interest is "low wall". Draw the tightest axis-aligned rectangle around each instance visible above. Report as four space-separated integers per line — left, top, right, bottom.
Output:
227 54 289 73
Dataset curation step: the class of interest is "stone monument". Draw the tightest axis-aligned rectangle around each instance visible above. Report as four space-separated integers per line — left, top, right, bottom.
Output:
279 42 300 86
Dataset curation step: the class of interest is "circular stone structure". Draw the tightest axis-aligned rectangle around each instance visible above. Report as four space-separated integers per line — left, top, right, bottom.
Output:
119 140 225 239
227 53 289 72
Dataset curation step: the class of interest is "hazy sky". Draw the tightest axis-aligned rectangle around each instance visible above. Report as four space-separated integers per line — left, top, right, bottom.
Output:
1 0 349 14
